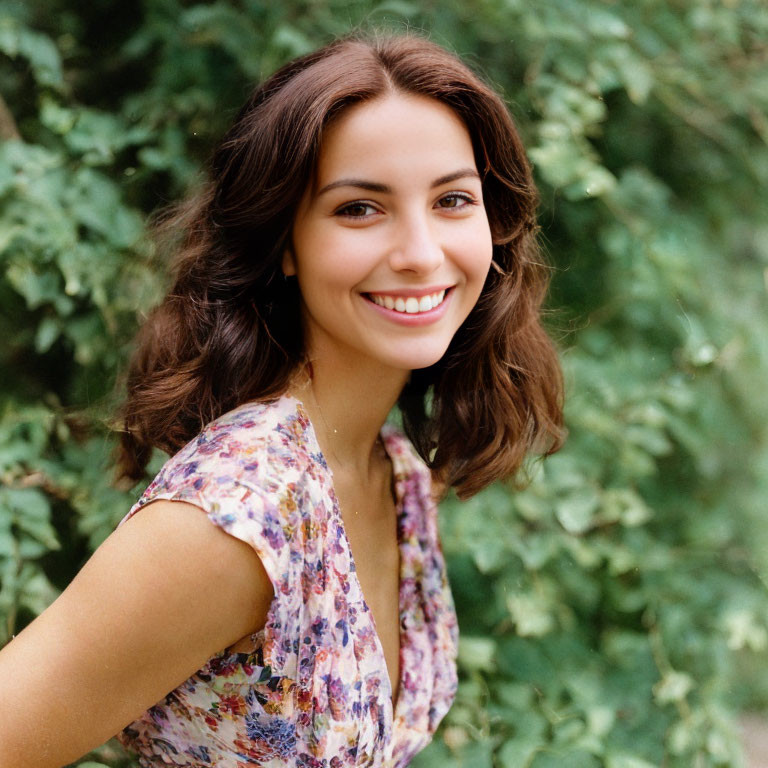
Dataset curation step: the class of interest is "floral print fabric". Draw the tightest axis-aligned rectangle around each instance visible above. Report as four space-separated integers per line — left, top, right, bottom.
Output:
115 394 459 768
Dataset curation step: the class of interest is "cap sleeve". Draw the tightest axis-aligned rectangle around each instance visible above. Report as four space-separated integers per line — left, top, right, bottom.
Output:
118 414 302 676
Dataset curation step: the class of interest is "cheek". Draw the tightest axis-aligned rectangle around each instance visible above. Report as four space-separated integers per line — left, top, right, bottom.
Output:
302 232 377 288
455 221 494 283
294 250 371 315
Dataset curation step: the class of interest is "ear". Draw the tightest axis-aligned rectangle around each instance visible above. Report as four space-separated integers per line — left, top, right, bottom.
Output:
281 247 297 277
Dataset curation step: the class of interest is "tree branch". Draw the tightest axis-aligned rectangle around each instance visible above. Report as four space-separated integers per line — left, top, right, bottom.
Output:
0 94 21 141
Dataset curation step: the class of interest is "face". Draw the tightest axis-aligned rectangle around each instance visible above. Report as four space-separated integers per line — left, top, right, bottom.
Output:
283 92 494 374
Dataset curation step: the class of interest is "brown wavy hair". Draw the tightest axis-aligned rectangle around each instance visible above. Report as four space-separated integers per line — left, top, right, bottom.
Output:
114 31 565 500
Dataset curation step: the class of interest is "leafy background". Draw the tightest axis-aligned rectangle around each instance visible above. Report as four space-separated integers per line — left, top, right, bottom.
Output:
1 0 767 766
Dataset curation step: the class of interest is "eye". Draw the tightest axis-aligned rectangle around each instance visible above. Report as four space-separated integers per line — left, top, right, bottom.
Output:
335 201 379 218
435 193 476 210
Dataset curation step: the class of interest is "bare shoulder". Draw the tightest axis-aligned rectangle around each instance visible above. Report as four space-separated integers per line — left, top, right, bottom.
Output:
0 499 273 768
115 498 273 601
93 498 275 651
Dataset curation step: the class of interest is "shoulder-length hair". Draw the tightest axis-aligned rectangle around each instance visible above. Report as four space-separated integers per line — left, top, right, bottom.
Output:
114 32 565 500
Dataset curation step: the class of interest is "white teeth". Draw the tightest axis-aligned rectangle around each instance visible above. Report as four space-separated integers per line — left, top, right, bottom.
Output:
369 289 447 314
405 297 420 313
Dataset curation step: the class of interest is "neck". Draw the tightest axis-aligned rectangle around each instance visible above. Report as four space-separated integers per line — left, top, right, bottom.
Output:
287 355 409 483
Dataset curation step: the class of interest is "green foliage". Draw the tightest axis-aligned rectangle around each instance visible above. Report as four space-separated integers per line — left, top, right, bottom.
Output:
1 0 767 766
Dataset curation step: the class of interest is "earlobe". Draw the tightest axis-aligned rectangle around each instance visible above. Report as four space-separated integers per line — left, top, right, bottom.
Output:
281 248 296 277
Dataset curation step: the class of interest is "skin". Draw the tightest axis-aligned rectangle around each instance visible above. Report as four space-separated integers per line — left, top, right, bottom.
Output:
0 91 492 765
285 92 493 477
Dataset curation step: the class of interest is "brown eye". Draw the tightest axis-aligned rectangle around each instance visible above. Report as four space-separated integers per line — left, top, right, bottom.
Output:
436 193 474 209
337 202 377 218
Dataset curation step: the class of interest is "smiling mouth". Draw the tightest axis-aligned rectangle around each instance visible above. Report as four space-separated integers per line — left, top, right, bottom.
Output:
363 288 450 314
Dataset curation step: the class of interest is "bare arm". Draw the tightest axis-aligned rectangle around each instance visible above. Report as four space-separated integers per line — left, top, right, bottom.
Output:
0 500 274 768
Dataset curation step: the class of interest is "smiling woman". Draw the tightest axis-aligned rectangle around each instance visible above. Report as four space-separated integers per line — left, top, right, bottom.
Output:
0 32 564 768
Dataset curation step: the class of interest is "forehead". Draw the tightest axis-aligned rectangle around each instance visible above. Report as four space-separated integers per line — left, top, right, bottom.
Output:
313 93 477 186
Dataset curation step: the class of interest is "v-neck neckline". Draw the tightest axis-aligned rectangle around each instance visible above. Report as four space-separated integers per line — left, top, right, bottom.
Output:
287 394 408 720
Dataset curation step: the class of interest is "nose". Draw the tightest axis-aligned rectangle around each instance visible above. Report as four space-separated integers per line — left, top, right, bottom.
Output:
387 211 445 275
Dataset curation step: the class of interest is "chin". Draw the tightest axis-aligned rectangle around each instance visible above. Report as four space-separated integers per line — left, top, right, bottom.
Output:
379 345 451 372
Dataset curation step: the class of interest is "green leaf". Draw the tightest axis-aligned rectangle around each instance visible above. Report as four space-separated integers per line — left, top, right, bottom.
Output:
652 671 694 705
0 21 63 89
556 487 600 534
530 748 600 768
605 753 658 768
498 737 542 768
457 636 496 672
71 762 112 768
34 316 60 353
507 593 556 637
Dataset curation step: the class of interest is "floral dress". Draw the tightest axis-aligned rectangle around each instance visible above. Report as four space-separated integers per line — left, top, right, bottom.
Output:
115 394 459 768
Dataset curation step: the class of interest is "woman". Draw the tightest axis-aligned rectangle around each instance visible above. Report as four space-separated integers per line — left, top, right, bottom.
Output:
0 32 563 767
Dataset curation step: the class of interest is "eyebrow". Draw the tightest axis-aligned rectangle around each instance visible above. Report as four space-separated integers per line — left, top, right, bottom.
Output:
316 168 481 196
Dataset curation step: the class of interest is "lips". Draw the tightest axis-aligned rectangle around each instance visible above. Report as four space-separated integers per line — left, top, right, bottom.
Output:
361 286 454 326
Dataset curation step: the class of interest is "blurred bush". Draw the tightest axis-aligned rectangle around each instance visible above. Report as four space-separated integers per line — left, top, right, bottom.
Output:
1 0 767 766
